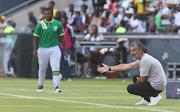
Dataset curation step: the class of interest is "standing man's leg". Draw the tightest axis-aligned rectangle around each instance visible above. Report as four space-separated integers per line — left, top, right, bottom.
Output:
65 48 71 81
37 48 50 92
60 49 66 80
50 46 61 92
61 48 71 81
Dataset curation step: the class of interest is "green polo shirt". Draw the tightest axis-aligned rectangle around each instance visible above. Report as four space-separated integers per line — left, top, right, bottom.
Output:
33 18 65 47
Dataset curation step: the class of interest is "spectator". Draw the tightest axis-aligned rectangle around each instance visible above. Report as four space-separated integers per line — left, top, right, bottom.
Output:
115 39 128 64
98 2 106 16
106 8 118 31
102 9 111 27
154 12 166 32
123 8 134 29
4 20 16 33
28 11 37 32
55 11 61 22
172 9 180 32
7 46 17 77
0 16 7 33
88 11 102 31
77 46 90 78
116 20 127 33
92 0 106 11
134 0 149 31
81 4 90 33
60 17 75 81
111 8 123 31
148 7 157 32
38 6 45 22
101 4 109 18
128 14 145 33
82 25 104 78
66 4 75 25
61 11 67 18
73 11 82 32
161 4 170 15
48 1 58 18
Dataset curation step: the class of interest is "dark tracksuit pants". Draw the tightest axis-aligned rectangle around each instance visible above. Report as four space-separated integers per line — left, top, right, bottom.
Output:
127 75 162 102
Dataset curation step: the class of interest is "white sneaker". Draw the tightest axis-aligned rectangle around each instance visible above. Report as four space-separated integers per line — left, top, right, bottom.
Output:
37 86 43 92
67 78 72 82
54 86 61 93
135 98 150 105
147 95 162 106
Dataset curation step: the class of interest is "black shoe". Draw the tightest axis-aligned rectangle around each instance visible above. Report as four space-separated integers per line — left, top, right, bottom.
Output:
54 86 61 93
37 86 43 92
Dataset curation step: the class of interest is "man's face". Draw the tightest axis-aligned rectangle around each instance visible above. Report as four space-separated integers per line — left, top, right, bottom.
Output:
127 14 131 18
61 18 67 26
41 8 45 14
130 46 139 60
81 6 86 12
49 3 53 8
44 10 53 21
75 13 80 19
69 6 74 11
28 12 32 17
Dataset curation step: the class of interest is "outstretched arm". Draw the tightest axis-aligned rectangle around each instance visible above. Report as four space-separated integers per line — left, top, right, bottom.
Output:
97 63 138 73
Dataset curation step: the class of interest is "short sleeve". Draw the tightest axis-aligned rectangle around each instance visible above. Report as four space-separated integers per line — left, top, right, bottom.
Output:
133 60 139 67
59 22 65 36
140 60 151 76
84 34 91 41
33 23 41 37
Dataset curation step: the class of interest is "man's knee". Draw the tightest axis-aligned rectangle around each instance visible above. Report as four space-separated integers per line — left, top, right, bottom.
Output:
127 84 134 94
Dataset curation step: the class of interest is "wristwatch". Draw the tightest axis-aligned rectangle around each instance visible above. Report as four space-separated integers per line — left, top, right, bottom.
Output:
109 66 111 71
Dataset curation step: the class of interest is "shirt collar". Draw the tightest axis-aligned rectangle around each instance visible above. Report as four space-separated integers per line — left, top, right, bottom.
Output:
45 18 54 23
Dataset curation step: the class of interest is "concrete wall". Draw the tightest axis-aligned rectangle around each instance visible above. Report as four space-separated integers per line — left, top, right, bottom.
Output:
6 0 78 30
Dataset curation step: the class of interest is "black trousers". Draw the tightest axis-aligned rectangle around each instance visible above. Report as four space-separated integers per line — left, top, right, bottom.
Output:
127 75 162 102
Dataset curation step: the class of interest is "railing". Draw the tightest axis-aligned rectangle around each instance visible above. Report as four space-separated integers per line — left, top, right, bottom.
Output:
0 0 41 17
75 33 180 40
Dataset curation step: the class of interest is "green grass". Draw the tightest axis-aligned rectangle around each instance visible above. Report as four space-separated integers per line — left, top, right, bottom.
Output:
0 78 179 112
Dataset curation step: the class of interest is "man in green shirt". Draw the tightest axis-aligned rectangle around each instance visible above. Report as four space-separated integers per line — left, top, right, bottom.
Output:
33 7 68 93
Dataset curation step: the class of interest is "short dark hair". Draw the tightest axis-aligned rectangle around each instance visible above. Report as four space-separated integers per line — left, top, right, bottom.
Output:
91 25 98 33
75 11 80 15
69 4 74 7
81 4 87 9
49 1 55 6
61 16 67 21
130 41 144 53
120 20 126 27
45 7 53 14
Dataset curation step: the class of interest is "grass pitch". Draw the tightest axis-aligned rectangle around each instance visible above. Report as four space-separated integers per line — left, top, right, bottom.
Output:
0 78 179 112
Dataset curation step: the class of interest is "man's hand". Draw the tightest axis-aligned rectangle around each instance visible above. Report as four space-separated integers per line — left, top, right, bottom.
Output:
97 63 109 73
33 51 37 58
64 50 68 59
136 77 139 83
136 76 147 83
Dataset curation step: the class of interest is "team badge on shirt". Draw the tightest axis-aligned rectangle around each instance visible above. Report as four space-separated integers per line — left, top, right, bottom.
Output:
54 26 57 31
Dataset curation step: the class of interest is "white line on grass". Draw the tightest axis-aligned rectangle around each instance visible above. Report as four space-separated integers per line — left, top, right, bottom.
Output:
0 93 174 112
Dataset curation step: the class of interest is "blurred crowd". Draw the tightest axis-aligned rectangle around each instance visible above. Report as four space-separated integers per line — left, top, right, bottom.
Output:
0 0 180 34
24 0 180 34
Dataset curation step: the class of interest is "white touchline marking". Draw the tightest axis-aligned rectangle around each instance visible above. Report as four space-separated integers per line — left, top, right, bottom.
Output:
0 93 174 112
